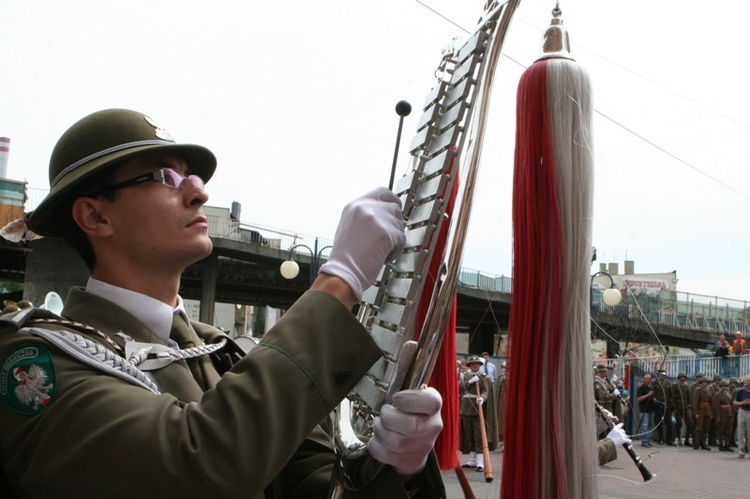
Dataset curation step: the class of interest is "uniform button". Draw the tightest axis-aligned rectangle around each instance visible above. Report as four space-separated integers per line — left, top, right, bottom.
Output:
335 370 354 384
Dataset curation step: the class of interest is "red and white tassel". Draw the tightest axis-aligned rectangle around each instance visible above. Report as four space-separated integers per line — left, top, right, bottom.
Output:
502 5 597 499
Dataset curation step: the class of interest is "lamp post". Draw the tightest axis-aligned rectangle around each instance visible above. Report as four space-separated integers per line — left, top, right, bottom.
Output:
280 238 333 285
590 270 623 308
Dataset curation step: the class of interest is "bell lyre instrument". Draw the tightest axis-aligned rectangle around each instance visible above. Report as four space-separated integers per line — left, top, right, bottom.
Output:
329 0 522 495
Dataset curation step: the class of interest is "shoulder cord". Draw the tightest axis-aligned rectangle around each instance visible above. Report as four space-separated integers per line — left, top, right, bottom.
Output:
25 327 162 394
125 338 227 370
26 318 124 354
26 317 227 369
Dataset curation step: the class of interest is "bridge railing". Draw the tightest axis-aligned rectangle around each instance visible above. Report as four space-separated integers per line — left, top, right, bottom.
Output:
206 215 333 256
595 353 750 381
593 288 750 338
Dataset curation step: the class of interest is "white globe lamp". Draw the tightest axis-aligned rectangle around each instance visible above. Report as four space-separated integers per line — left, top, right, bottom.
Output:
602 287 622 307
280 260 300 280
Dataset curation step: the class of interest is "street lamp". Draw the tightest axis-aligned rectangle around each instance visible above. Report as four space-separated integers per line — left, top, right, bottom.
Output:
280 238 333 285
591 271 623 307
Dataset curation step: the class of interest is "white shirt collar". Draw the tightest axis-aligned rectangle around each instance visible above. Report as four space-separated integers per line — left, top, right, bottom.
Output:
85 277 188 344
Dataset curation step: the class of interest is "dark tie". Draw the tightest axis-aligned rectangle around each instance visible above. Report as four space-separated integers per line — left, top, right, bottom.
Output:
170 314 221 391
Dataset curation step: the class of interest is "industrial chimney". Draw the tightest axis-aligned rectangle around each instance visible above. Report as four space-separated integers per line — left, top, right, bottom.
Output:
0 137 9 179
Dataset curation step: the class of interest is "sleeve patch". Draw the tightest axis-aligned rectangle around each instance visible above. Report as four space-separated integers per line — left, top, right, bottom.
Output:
0 345 57 415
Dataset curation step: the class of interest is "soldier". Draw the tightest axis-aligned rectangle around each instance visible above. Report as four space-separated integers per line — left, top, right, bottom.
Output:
0 109 444 497
708 374 722 446
692 377 713 450
459 355 491 472
672 372 694 447
712 380 734 451
594 364 621 433
653 369 675 445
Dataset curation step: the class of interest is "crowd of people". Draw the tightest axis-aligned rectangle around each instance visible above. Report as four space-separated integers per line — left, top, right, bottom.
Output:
594 362 750 459
458 353 632 470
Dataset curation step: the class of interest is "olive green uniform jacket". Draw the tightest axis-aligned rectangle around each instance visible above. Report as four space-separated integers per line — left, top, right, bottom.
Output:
0 288 444 498
597 438 617 466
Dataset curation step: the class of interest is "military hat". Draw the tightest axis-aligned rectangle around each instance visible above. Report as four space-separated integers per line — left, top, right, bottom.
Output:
25 109 217 237
657 369 666 375
677 372 687 378
466 355 484 366
720 380 729 387
700 377 710 383
730 378 739 384
713 374 722 381
696 372 704 378
1 305 19 314
595 364 608 371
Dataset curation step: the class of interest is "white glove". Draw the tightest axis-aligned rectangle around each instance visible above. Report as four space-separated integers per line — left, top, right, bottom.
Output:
468 375 479 384
606 423 631 448
612 389 621 397
476 397 484 405
367 386 443 476
318 187 405 300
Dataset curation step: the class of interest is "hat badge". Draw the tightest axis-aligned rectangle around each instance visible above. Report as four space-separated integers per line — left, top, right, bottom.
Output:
144 115 175 142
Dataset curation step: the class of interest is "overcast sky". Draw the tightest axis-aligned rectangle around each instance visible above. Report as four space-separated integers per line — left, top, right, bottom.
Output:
2 0 749 302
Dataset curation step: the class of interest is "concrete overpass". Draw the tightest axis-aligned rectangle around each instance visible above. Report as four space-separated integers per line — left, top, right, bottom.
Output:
7 233 733 354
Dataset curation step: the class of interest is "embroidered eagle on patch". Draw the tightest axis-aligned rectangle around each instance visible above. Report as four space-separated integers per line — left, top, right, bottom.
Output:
14 365 53 411
1 344 57 415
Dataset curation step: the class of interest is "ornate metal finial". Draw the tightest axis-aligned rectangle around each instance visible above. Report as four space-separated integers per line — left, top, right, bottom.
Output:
537 2 573 61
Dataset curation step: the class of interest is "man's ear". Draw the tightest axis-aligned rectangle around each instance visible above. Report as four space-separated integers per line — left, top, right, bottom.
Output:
71 197 113 237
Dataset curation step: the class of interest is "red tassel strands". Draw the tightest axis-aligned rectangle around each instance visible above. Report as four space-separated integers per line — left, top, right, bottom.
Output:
501 6 597 499
415 159 460 470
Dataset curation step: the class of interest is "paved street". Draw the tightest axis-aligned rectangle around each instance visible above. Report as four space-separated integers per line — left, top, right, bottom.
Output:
441 443 750 498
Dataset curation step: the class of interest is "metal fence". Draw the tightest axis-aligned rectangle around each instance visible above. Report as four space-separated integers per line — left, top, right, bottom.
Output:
595 354 750 382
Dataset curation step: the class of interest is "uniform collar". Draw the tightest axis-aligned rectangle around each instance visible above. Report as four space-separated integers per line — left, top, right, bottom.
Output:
85 277 187 344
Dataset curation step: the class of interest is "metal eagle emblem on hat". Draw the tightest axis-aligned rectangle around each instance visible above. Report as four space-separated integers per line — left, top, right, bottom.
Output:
144 115 175 142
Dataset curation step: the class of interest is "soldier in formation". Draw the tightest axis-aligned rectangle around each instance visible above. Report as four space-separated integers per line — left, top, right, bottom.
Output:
712 380 735 451
692 376 713 450
459 355 491 472
653 369 675 445
672 372 694 447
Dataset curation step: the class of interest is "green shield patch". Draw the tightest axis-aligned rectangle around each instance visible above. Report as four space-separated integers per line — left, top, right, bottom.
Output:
0 344 56 415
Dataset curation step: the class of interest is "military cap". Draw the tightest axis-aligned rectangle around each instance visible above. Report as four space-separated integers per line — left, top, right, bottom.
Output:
700 377 710 383
26 109 217 237
657 369 666 375
720 380 728 387
713 374 722 381
466 355 484 366
677 372 687 378
696 372 704 378
1 305 19 314
595 364 608 371
730 378 739 384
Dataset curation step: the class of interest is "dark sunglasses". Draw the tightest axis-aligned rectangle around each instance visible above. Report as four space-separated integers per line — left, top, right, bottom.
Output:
92 167 205 196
